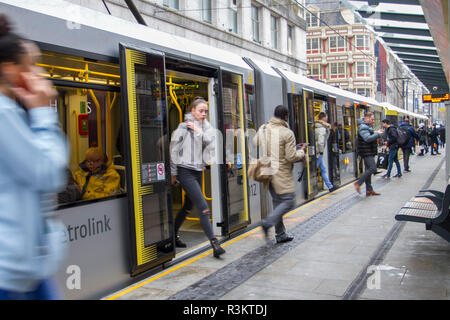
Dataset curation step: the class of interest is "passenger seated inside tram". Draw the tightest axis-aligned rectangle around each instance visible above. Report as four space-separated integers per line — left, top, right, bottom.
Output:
57 168 82 204
73 147 121 200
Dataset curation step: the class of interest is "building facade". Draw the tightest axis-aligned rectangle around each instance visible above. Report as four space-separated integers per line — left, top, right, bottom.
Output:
305 2 429 115
65 0 308 73
305 5 378 98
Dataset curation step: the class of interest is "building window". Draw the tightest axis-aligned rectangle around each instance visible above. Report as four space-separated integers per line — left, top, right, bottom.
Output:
306 37 320 54
356 88 371 97
308 64 321 79
163 0 179 9
355 35 370 50
287 25 293 55
251 5 260 42
271 15 278 50
356 61 371 77
306 11 319 27
201 0 212 23
329 62 346 79
229 0 238 33
329 36 346 52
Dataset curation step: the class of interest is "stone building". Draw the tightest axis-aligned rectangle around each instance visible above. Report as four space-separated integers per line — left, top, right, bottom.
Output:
65 0 309 73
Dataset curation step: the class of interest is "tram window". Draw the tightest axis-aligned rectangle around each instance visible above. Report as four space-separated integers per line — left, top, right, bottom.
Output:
222 71 249 230
244 85 257 160
39 51 125 205
343 107 354 152
336 105 345 153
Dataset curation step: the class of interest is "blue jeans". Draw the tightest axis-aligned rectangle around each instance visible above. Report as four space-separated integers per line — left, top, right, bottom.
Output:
0 279 61 300
386 148 401 177
316 154 333 190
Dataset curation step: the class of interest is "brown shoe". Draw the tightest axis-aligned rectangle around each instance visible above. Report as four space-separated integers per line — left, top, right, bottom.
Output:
366 190 381 196
354 182 361 194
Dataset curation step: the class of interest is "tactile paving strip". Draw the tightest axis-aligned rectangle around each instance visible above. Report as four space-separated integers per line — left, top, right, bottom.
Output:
168 179 390 300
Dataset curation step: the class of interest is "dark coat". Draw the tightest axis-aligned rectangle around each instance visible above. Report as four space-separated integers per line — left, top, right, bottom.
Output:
417 127 428 145
386 125 399 149
430 127 439 142
357 119 380 157
399 123 419 148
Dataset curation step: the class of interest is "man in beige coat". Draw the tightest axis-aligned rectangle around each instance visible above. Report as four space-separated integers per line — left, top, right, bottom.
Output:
255 105 306 243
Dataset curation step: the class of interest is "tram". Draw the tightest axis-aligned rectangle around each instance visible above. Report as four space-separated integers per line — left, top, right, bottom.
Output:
0 0 429 299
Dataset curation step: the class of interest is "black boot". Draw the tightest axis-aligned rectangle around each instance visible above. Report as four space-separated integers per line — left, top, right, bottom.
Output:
175 235 187 248
210 238 225 258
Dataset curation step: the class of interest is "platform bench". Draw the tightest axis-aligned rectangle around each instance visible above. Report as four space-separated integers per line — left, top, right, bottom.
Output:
395 183 450 243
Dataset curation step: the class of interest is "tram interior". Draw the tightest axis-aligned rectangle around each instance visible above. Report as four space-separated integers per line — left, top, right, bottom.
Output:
165 72 212 253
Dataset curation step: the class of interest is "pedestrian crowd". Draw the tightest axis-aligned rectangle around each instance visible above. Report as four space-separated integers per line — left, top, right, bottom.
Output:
355 113 445 196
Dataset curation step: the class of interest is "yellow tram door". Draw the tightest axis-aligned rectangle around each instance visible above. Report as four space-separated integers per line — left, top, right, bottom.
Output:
220 70 250 235
302 89 319 200
355 104 366 178
327 96 341 186
119 44 175 276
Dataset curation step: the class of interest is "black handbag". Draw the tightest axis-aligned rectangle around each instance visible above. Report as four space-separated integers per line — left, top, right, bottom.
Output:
376 151 388 169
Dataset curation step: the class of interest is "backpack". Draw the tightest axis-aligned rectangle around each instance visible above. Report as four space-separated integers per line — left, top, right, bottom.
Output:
248 124 273 184
396 127 410 146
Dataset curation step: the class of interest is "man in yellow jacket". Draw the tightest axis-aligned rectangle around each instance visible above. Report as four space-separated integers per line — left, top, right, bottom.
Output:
255 105 306 243
73 148 120 200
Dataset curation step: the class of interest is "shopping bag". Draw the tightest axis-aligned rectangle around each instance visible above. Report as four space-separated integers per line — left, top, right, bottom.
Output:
376 152 388 169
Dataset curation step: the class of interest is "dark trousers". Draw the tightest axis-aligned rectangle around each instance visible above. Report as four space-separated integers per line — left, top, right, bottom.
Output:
386 148 401 177
431 140 439 154
357 156 376 192
174 167 215 240
401 147 411 171
263 186 295 237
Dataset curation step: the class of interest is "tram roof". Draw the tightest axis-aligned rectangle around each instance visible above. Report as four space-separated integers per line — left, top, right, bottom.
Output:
276 68 383 108
380 102 428 121
0 0 252 73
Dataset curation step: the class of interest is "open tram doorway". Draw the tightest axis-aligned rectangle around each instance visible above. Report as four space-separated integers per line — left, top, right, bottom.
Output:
165 70 215 254
311 93 331 193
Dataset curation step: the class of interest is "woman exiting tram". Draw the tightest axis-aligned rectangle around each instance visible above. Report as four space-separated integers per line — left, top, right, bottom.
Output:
170 97 226 258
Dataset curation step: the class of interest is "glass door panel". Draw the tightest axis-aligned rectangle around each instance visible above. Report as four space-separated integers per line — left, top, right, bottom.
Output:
303 90 318 199
221 71 250 234
327 97 340 185
119 44 174 275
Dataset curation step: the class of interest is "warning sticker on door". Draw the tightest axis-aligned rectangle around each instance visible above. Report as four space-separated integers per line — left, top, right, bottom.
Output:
157 163 165 181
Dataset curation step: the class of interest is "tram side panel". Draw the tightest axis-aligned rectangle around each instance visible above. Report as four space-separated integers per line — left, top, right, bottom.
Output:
243 58 284 220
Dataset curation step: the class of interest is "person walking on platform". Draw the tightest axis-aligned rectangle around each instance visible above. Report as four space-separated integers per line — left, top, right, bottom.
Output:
0 15 69 299
417 123 428 156
381 119 402 179
399 118 419 172
439 125 446 147
354 112 383 196
255 105 306 243
314 112 336 192
430 124 440 155
170 97 226 258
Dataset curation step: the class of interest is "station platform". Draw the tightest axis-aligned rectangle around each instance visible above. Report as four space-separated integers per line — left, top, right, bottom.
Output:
103 152 449 300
